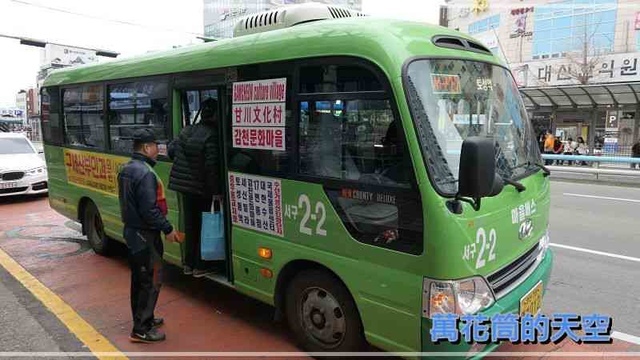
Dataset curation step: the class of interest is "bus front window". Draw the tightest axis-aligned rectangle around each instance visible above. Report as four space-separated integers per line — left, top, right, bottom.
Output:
404 59 541 195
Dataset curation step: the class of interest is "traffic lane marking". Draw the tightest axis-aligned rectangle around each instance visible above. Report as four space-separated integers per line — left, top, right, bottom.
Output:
613 332 640 346
0 246 126 360
563 193 640 203
550 243 640 263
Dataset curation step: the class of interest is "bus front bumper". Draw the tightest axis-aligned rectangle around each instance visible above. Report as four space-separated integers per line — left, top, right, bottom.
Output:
420 247 555 359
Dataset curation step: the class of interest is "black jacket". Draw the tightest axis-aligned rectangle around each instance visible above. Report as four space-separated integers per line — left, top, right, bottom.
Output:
168 122 221 196
117 153 173 240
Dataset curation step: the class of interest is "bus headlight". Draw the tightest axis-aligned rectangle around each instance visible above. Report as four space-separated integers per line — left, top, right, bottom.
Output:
423 276 495 318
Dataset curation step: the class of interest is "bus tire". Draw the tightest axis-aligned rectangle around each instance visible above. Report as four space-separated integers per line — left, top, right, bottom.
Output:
285 269 366 354
84 202 111 256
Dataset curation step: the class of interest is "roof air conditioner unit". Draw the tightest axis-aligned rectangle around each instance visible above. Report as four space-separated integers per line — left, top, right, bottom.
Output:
233 2 367 38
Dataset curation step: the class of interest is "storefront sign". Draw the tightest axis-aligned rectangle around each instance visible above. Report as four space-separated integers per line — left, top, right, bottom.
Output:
228 172 283 237
63 149 128 195
514 52 640 87
232 78 286 151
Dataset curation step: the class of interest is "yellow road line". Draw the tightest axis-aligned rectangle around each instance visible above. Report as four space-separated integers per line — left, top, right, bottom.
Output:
0 246 127 360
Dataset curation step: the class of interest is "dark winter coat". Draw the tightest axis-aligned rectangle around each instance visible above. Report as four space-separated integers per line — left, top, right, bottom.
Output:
117 152 173 254
168 122 221 197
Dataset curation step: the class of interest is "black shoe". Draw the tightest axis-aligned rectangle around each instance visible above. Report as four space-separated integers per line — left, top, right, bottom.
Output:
129 328 166 343
152 318 164 328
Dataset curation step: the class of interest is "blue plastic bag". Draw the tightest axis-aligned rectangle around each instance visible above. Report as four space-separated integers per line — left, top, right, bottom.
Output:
201 197 225 261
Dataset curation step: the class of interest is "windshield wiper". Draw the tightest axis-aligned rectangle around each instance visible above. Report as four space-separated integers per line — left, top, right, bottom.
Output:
503 177 526 192
531 161 551 177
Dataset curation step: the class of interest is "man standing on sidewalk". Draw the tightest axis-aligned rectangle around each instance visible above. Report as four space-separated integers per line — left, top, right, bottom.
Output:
118 128 181 343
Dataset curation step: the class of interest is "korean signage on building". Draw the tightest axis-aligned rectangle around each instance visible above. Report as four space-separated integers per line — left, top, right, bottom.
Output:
232 78 286 151
228 172 284 237
513 52 640 87
510 7 533 39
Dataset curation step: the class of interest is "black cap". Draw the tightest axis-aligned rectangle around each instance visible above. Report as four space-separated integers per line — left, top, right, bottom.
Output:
132 128 157 144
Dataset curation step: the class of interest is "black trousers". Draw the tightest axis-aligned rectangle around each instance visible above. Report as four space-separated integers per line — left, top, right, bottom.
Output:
125 228 163 334
182 193 216 270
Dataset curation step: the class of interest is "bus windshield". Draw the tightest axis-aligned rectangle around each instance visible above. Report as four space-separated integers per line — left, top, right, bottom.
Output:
404 58 541 195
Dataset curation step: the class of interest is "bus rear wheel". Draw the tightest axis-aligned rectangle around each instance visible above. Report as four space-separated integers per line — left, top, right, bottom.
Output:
84 202 111 256
285 269 366 353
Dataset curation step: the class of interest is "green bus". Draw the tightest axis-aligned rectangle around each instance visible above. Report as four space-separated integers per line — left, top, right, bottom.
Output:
40 3 553 358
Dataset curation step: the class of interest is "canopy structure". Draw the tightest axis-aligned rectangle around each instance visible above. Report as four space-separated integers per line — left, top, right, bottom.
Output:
519 82 640 110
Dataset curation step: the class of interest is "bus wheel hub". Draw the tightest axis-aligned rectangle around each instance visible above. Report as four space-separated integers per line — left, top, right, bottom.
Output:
301 288 346 345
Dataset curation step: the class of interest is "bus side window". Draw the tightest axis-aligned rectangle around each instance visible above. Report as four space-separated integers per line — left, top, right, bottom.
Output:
62 85 105 149
299 99 409 187
108 80 169 155
297 62 423 255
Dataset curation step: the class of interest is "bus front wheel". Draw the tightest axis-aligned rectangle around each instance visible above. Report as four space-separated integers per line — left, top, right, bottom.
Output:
285 269 366 353
84 202 111 256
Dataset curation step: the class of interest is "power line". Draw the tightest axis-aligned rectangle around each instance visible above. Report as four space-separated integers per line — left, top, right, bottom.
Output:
8 0 206 38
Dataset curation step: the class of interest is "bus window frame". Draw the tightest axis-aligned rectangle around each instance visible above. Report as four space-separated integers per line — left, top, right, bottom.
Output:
291 56 425 255
60 83 108 152
290 56 421 194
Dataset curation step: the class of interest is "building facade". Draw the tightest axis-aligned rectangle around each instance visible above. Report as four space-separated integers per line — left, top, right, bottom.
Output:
444 0 640 156
204 0 363 39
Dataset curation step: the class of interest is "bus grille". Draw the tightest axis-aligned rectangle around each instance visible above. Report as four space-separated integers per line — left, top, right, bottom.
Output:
487 242 542 297
1 172 24 181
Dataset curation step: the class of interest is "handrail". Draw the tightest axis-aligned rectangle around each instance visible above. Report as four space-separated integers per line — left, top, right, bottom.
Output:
540 154 640 179
541 154 640 164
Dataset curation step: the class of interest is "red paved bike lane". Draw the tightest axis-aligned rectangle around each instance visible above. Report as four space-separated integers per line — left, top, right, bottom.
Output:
0 195 638 360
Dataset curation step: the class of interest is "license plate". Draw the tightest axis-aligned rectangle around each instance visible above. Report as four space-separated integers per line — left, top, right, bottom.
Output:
519 280 543 317
0 182 17 190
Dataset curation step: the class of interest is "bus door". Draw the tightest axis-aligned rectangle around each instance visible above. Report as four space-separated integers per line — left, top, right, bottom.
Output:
176 86 233 282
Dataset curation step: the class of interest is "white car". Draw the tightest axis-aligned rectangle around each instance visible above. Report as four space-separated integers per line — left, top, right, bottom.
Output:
0 132 48 197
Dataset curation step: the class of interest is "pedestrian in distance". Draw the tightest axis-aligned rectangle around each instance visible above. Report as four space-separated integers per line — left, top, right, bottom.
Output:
168 97 222 278
117 128 183 343
631 140 640 169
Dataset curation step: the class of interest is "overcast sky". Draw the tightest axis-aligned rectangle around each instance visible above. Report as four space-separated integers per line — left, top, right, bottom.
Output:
0 0 444 107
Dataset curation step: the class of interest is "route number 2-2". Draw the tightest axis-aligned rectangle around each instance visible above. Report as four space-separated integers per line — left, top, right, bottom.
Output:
475 227 497 269
298 194 327 236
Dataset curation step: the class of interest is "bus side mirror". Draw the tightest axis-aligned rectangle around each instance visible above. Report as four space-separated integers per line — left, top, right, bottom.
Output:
456 136 504 210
